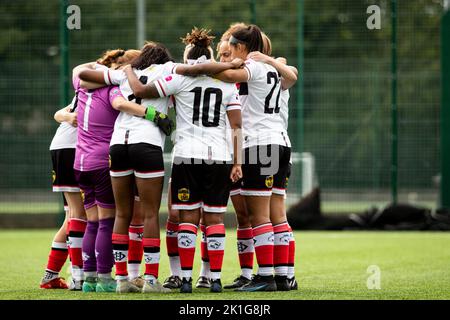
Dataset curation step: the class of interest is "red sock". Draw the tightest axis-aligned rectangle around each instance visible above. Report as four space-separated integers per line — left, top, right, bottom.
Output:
177 223 198 280
288 224 296 279
46 241 68 273
200 224 209 265
253 223 274 276
68 218 87 272
112 233 129 280
273 222 290 276
143 238 160 279
128 225 143 263
166 220 179 258
206 224 225 280
237 227 254 279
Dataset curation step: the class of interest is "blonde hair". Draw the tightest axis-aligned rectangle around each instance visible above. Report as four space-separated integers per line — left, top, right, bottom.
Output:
261 32 272 56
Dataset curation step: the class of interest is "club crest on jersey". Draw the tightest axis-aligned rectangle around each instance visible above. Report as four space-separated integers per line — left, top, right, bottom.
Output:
178 188 190 202
52 170 56 183
265 175 274 188
165 75 172 82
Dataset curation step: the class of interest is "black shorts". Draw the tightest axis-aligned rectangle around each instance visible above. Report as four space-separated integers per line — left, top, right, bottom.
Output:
230 179 243 197
171 157 232 213
273 157 292 196
241 144 291 197
51 149 80 192
109 143 164 179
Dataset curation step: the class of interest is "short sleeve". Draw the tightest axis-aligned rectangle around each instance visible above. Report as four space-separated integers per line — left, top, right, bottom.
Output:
108 86 123 104
153 74 185 98
104 69 126 85
243 59 261 81
226 88 242 111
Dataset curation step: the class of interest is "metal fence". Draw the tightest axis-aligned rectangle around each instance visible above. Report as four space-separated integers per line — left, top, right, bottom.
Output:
0 0 443 215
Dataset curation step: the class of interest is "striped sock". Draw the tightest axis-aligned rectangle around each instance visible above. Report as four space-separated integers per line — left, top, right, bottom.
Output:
199 224 210 278
273 222 290 277
166 220 181 277
68 218 87 281
178 223 198 280
206 224 226 280
253 222 274 277
112 233 129 280
143 238 161 282
128 225 144 279
237 227 254 280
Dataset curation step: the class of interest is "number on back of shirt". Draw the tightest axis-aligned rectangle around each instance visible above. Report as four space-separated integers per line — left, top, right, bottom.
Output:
264 72 281 114
190 87 222 127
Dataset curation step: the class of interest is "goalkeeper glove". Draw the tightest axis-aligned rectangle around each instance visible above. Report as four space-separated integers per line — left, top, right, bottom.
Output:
143 106 174 136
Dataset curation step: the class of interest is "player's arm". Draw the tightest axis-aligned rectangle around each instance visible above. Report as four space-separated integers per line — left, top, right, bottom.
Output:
110 88 174 136
247 51 298 90
227 105 243 183
213 68 249 84
122 65 160 99
78 68 124 89
54 105 77 127
174 58 244 77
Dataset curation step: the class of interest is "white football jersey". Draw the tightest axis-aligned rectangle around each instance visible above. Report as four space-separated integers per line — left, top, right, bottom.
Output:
241 59 291 148
49 96 78 150
154 73 241 161
108 62 176 148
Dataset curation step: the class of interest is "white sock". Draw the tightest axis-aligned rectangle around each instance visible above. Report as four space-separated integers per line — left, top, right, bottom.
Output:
169 256 181 277
71 266 84 281
199 261 210 278
128 263 140 280
241 268 253 280
84 271 97 279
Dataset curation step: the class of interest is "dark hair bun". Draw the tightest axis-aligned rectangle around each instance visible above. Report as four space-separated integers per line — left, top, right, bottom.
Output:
182 27 215 48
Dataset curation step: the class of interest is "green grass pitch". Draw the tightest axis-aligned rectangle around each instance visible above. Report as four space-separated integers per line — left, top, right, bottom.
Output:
0 230 449 300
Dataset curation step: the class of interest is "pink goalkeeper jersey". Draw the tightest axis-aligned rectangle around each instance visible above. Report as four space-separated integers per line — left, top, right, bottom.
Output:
73 76 123 171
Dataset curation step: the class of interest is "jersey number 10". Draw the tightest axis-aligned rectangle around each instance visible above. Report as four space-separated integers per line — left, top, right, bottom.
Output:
190 87 223 128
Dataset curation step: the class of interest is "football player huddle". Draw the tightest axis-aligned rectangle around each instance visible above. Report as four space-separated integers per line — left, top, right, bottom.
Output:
40 22 298 294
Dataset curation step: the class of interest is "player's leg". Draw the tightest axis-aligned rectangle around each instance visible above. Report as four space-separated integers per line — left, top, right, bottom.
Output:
40 203 69 289
110 144 140 293
196 212 211 289
92 167 116 292
171 158 202 293
65 191 87 291
128 188 145 288
163 180 183 289
270 146 292 291
224 191 253 289
133 143 169 293
237 145 277 292
201 162 231 293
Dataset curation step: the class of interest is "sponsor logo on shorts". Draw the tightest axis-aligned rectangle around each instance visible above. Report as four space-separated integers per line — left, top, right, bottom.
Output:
52 170 56 183
80 190 85 202
178 188 190 202
265 175 274 188
285 177 289 188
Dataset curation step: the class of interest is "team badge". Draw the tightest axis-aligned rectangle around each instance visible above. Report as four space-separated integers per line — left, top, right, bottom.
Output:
52 170 56 183
265 175 274 188
178 188 190 202
165 75 173 82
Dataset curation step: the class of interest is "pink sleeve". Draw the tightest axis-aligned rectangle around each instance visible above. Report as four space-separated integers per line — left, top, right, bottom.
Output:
109 86 124 104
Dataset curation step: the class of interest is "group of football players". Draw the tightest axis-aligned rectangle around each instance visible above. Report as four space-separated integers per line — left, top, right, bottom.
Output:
40 22 298 294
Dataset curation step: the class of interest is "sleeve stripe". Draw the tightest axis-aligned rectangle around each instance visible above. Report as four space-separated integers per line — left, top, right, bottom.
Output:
107 70 112 85
244 65 251 81
156 79 167 97
104 70 111 85
227 103 241 107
